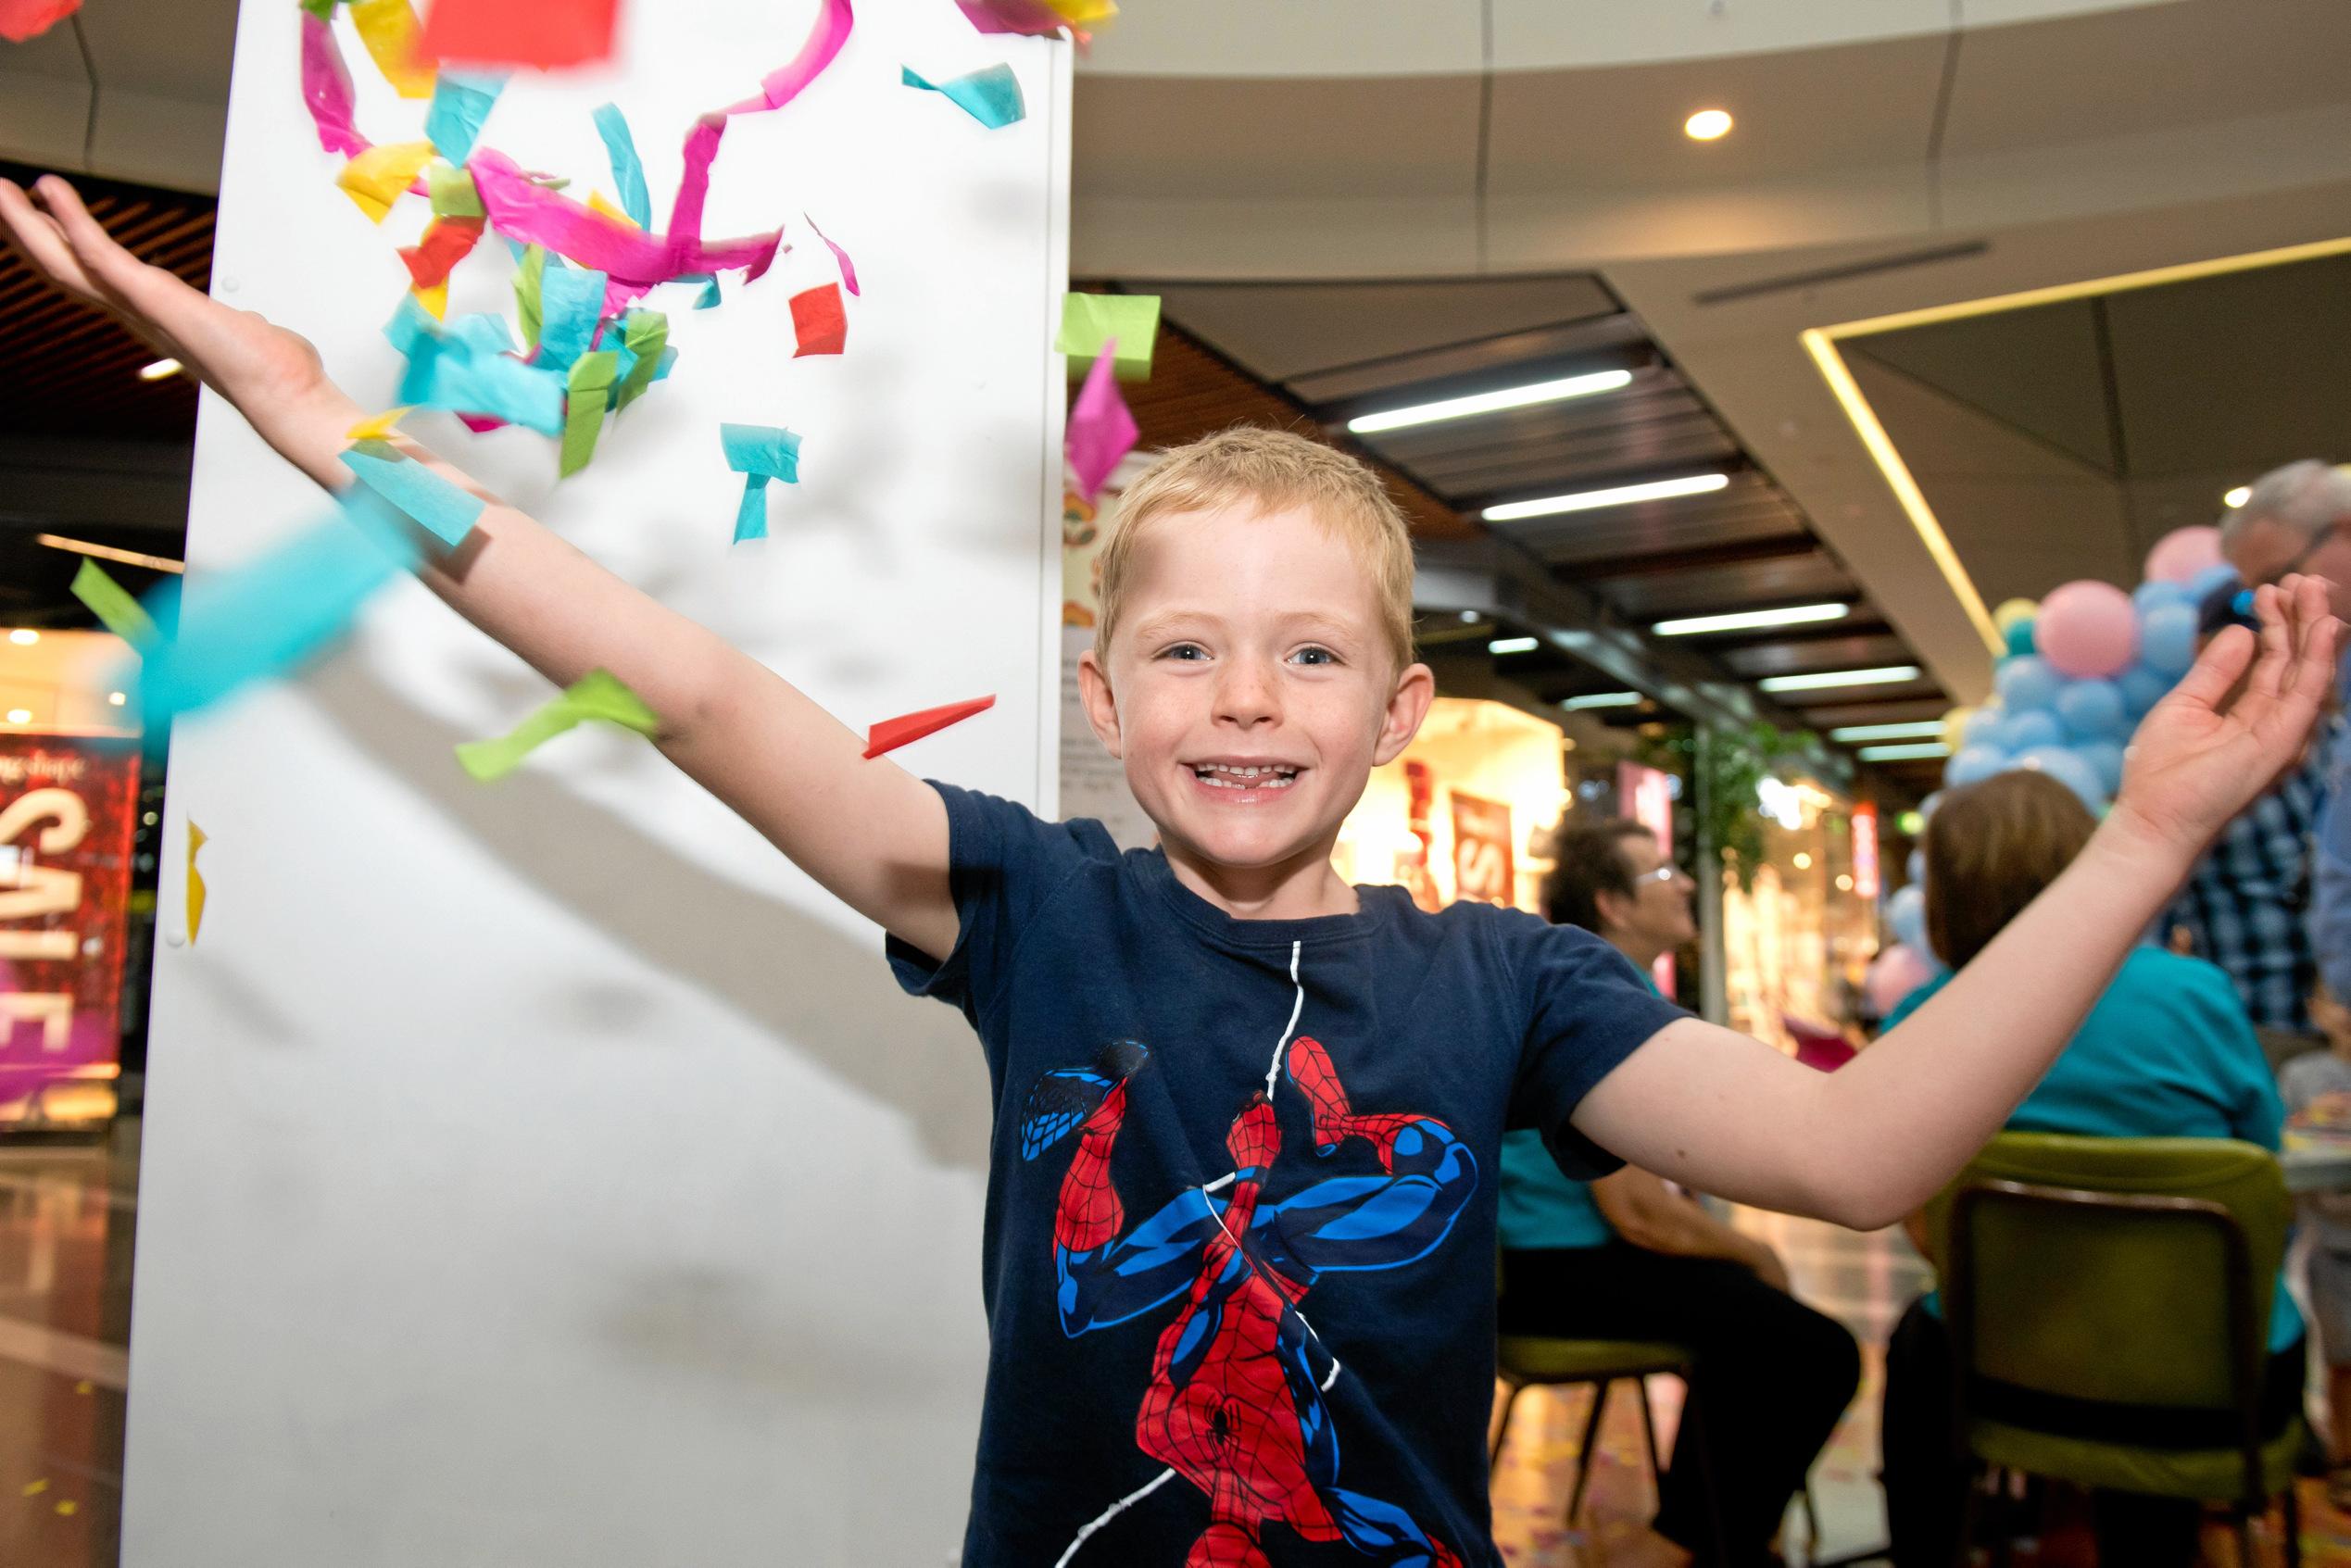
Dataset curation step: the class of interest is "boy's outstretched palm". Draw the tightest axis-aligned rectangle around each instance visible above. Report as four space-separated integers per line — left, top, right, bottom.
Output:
2112 574 2341 852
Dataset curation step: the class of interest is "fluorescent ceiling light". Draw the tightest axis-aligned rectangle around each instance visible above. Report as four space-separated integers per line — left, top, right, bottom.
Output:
1347 370 1632 435
1858 742 1953 761
1684 108 1733 141
1484 471 1729 522
4 710 27 725
1486 635 1540 655
1829 721 1945 742
6 630 37 646
33 534 185 574
1561 691 1642 710
1758 665 1921 692
138 358 182 382
2223 484 2252 508
1652 603 1849 636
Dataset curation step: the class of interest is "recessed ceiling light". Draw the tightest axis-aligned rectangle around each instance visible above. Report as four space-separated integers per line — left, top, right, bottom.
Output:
1561 691 1643 710
1835 873 1854 891
1685 108 1733 141
4 710 28 725
2223 484 2252 508
107 692 127 707
1487 635 1540 655
1347 370 1633 435
1758 665 1922 692
1792 851 1814 870
1652 603 1849 636
137 358 183 382
1829 721 1945 742
6 629 37 646
1484 471 1730 523
1858 741 1954 761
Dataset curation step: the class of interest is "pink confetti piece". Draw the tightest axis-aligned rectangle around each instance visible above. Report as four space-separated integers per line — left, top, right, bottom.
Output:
468 145 781 290
954 0 1066 37
804 213 860 296
299 9 373 158
1066 340 1137 502
722 0 854 118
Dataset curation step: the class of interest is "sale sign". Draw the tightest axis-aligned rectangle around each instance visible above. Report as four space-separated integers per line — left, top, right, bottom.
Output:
1450 791 1515 908
0 735 139 1084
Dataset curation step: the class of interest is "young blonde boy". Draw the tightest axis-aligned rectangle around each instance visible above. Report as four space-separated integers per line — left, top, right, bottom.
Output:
4 175 2339 1568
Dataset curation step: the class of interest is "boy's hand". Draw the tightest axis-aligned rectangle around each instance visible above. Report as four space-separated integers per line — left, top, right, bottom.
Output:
0 176 346 457
2108 572 2340 861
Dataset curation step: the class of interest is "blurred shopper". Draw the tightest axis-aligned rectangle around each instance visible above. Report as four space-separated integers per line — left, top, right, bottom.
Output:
2222 461 2351 1008
1879 772 2301 1568
1500 819 1859 1568
2280 984 2351 1501
2163 583 2329 1051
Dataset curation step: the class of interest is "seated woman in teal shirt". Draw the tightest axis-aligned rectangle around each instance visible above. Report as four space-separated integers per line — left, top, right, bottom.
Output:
1879 771 2303 1568
1500 819 1860 1568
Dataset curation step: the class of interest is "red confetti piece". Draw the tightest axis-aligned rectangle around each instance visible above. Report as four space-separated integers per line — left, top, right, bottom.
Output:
417 0 619 69
397 217 486 289
789 282 847 357
0 0 80 44
863 696 995 759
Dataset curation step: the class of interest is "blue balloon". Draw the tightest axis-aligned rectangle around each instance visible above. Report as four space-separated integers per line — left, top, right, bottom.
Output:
2005 618 2037 657
2189 562 2244 602
1919 790 1944 822
2078 739 2127 797
2056 678 2128 740
1996 655 2064 712
2118 664 2172 718
2000 709 2065 752
2015 744 2106 808
2133 580 2192 617
1945 745 2009 788
1889 884 1928 951
2141 602 2199 677
1906 847 1926 886
1961 708 2003 748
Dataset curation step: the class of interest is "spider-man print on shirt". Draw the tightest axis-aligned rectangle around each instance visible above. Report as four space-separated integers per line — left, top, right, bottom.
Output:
1020 1027 1477 1568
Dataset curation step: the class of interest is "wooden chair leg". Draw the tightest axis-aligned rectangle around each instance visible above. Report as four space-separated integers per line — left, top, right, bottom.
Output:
1490 1378 1525 1469
1636 1374 1665 1490
1566 1379 1611 1526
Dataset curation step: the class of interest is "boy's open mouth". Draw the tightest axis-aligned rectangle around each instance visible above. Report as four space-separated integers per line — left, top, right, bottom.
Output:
1189 762 1301 791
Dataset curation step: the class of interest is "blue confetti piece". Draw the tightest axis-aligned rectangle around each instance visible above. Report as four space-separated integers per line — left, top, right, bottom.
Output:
536 262 610 372
424 72 504 167
721 424 801 544
590 103 652 231
385 298 566 437
341 444 486 549
902 63 1025 130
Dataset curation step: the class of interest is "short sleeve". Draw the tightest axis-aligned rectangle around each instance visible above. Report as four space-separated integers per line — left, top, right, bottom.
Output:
886 781 1113 1030
1507 922 1691 1179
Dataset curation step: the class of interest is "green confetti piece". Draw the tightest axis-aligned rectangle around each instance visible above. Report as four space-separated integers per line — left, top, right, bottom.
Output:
559 350 619 478
427 162 485 219
454 669 659 783
514 244 546 353
70 559 160 649
1055 293 1160 381
612 311 670 411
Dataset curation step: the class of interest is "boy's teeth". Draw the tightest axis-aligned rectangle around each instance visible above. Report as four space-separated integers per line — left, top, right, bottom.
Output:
1193 763 1297 788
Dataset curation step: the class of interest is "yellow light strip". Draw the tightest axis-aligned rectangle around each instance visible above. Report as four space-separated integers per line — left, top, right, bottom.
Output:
1803 231 2351 662
1801 327 2002 654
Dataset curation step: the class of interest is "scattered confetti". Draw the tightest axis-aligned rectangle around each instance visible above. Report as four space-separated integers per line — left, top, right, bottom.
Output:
53 1499 76 1517
346 408 413 443
720 424 801 543
69 560 160 650
864 696 996 759
611 310 672 411
804 213 860 296
789 282 846 358
1066 340 1138 502
20 1478 45 1498
723 0 853 118
349 0 436 99
298 9 371 157
337 140 436 224
396 217 484 291
1056 292 1159 380
186 822 208 945
901 63 1025 131
426 163 485 219
559 351 620 478
591 103 653 230
0 0 79 44
418 0 619 70
341 441 488 548
454 669 659 782
423 70 503 165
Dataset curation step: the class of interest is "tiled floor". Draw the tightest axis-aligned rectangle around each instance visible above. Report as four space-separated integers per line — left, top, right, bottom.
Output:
1490 1208 2351 1567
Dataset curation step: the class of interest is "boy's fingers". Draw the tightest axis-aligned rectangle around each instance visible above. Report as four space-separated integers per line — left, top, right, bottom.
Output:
2171 621 2256 713
0 180 104 303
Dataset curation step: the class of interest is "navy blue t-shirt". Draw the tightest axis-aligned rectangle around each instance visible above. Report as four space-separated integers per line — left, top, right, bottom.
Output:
889 784 1688 1568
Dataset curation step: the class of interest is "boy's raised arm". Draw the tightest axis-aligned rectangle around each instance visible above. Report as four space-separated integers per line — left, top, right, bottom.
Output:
1575 575 2342 1232
0 175 962 963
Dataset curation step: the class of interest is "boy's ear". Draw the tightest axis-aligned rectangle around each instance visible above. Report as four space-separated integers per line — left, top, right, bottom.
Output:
1077 645 1124 759
1372 661 1437 767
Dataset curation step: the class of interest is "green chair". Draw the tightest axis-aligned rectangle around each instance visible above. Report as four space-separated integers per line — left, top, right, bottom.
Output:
1490 1270 1735 1560
1924 1133 2307 1567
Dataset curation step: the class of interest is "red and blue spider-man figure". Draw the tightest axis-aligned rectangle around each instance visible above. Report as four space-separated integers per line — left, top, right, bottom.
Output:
1021 1034 1477 1568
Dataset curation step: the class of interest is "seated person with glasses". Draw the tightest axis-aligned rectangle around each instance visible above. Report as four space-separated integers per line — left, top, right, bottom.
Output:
1878 771 2303 1568
1500 819 1860 1568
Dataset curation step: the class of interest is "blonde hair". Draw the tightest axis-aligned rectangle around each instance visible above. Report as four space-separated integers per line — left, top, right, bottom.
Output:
1095 427 1418 671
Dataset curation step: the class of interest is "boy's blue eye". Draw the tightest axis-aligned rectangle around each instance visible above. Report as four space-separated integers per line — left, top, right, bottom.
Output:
1160 644 1206 661
1292 646 1337 666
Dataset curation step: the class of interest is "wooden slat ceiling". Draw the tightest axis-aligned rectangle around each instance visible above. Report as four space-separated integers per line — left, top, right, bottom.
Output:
0 161 211 442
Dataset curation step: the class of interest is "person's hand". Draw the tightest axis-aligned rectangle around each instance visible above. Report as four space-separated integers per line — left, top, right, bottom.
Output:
2109 573 2341 858
1744 1241 1792 1294
0 175 329 417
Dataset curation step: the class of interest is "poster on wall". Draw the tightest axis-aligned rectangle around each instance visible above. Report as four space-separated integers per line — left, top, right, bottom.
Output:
0 734 138 1086
1450 791 1514 906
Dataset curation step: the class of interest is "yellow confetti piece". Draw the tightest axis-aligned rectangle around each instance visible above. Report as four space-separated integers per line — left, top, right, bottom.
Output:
413 281 449 320
72 1381 91 1396
187 821 208 946
337 141 435 225
346 408 412 443
54 1499 75 1517
21 1479 45 1497
349 0 435 99
1046 0 1116 20
587 190 640 230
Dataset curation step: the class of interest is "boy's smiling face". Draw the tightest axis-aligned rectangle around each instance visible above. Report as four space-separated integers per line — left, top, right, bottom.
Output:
1078 502 1433 914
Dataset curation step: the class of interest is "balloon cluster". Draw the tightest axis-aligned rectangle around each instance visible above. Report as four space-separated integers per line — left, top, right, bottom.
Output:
1936 523 2236 812
1866 524 2237 1017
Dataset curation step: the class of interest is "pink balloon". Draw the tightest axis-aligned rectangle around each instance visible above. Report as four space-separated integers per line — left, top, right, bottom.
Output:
2033 579 2140 679
1866 944 1937 1015
2144 525 2224 585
